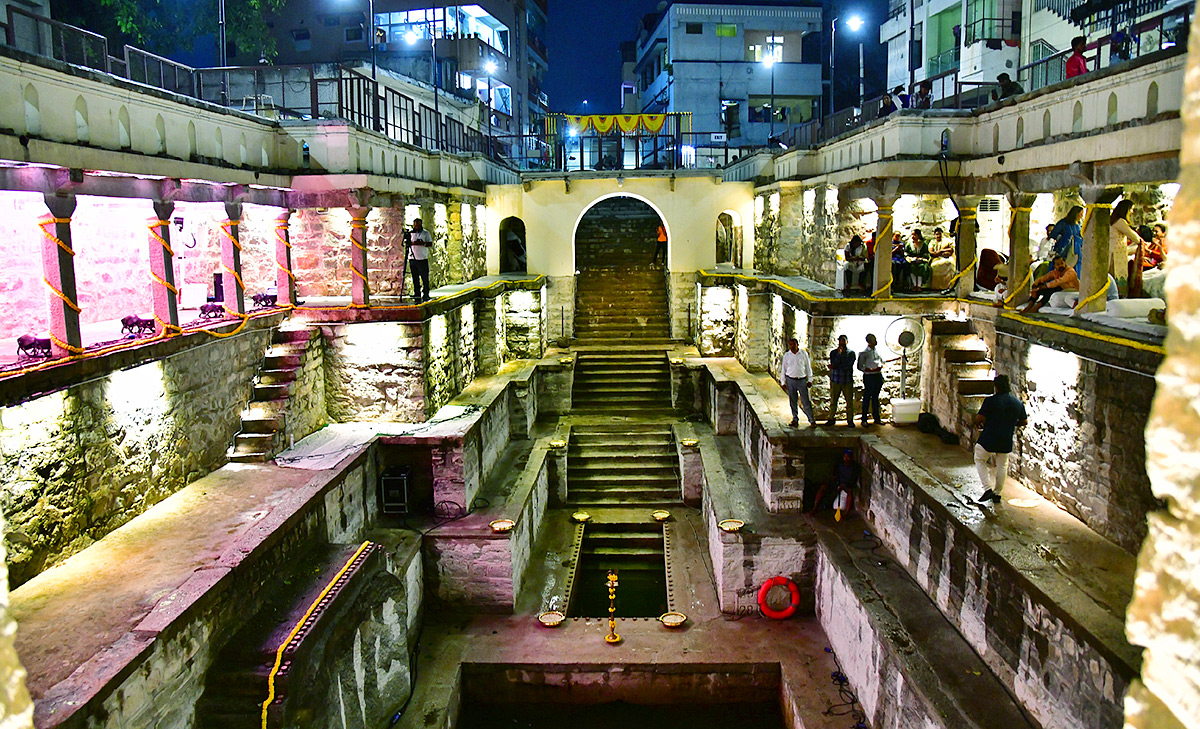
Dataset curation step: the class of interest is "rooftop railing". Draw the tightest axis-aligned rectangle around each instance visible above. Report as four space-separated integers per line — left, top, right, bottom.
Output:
0 5 506 161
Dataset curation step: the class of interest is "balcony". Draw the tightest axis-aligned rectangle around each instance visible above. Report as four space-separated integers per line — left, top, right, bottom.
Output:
928 47 961 76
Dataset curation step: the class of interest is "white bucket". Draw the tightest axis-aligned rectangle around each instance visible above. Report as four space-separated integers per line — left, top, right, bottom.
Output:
891 398 922 425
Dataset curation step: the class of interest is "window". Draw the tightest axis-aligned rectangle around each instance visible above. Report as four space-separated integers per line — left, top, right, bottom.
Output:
716 23 737 37
291 28 311 51
345 26 364 42
766 35 783 62
686 22 703 34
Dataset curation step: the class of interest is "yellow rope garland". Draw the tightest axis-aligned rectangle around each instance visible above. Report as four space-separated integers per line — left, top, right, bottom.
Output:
47 331 86 354
1073 278 1111 312
43 278 81 313
148 220 176 257
39 217 75 256
219 220 243 251
1002 268 1034 307
274 223 296 282
261 542 373 729
149 270 179 296
872 277 892 298
945 258 978 288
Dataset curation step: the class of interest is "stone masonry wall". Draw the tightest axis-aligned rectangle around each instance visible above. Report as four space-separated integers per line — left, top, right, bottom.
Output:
283 329 328 449
794 185 841 286
322 322 424 423
698 285 735 355
667 271 697 342
994 334 1157 553
1123 17 1200 727
502 288 545 360
0 510 32 729
859 439 1130 729
808 313 918 423
0 325 272 586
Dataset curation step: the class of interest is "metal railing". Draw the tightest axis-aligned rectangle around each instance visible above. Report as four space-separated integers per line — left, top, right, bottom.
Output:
964 16 1019 45
928 47 962 76
0 7 506 161
492 123 751 172
1018 4 1190 93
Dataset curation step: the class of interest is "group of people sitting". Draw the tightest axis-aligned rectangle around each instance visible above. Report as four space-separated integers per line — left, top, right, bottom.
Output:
841 227 955 294
1020 201 1168 313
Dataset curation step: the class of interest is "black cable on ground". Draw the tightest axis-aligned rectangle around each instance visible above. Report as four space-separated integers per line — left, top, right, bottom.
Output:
822 646 868 728
850 528 925 589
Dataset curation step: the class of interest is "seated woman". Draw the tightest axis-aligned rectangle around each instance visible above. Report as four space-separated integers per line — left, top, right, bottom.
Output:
891 233 910 290
843 234 869 292
1144 222 1167 269
1021 255 1079 314
906 230 933 291
930 227 954 257
976 247 1007 292
1051 206 1085 276
1110 199 1143 297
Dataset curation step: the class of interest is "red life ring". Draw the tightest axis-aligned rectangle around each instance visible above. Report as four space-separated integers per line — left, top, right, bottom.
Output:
757 576 801 620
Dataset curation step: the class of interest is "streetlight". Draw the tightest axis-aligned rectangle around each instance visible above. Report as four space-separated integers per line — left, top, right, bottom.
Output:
762 55 776 139
829 14 864 114
485 59 497 157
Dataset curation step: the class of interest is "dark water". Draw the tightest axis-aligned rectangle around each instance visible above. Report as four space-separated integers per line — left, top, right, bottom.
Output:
570 566 668 618
457 700 786 729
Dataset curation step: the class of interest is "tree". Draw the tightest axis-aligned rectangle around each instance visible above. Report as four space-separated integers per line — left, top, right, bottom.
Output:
50 0 290 64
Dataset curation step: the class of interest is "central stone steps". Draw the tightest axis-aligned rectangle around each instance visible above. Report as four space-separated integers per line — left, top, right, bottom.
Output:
571 351 673 414
567 424 680 505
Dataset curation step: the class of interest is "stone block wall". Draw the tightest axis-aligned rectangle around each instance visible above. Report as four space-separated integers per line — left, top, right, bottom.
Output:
502 288 545 360
423 533 514 611
993 334 1157 553
698 285 735 355
809 313 919 422
321 322 425 423
667 271 697 342
283 329 328 449
545 275 574 344
0 510 32 729
794 185 842 286
0 325 272 586
424 305 479 418
858 439 1132 729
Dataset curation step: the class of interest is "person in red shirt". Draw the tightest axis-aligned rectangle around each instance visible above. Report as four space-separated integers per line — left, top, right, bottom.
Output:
1065 36 1089 79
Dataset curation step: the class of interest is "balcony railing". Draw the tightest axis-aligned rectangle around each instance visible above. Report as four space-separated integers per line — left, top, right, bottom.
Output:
928 47 961 76
964 16 1018 45
0 7 509 161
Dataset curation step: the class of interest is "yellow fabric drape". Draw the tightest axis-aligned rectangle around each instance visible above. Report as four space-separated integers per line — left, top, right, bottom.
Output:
565 115 589 133
591 115 617 133
641 114 667 133
616 115 641 133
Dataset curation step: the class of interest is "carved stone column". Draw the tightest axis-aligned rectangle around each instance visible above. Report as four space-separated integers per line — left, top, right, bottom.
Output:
1006 192 1038 306
348 207 371 307
221 201 246 315
274 211 297 307
149 200 180 334
954 196 982 298
40 193 81 356
1078 186 1122 314
872 194 898 298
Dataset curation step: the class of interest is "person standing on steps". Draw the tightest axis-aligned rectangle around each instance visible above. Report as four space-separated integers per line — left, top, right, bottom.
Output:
408 217 433 303
973 374 1028 505
857 333 885 426
780 337 815 428
826 335 856 426
653 223 668 266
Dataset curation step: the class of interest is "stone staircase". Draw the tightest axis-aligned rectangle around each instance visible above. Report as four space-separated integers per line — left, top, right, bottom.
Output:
574 196 671 343
230 327 316 463
927 319 995 443
572 521 668 618
571 350 673 414
567 424 680 505
194 543 384 728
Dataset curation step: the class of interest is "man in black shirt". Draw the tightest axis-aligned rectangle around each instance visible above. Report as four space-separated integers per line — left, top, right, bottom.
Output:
973 374 1028 504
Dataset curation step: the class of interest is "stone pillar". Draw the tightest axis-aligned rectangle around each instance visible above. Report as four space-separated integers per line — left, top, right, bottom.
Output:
221 202 246 315
40 193 81 356
446 201 465 285
1006 193 1037 306
348 207 371 307
955 197 982 298
274 211 297 307
742 287 771 371
476 295 499 375
1078 186 1121 315
776 184 804 276
149 201 180 335
872 194 897 298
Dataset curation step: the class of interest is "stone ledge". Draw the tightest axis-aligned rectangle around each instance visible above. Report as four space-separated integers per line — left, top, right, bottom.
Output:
17 445 375 729
0 311 286 408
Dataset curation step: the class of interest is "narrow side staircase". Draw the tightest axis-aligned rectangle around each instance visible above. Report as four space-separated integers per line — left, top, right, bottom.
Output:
928 319 995 443
230 327 316 463
567 424 680 506
571 350 673 414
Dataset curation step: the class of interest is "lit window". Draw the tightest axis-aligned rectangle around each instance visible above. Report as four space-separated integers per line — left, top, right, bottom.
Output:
766 35 783 62
716 23 737 37
345 27 364 42
686 23 703 34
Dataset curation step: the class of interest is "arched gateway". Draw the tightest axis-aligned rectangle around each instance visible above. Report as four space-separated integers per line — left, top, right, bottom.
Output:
572 195 670 343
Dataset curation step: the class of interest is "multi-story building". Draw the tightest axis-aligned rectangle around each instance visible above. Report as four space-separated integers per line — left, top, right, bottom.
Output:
627 2 823 151
879 0 1191 105
263 0 549 138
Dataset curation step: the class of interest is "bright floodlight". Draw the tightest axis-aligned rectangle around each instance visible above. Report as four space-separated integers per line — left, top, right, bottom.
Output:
847 16 865 31
762 56 775 68
485 60 497 74
405 31 419 45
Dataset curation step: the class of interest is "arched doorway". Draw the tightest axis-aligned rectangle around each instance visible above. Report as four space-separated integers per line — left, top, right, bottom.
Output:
573 196 670 343
716 210 743 266
498 216 526 273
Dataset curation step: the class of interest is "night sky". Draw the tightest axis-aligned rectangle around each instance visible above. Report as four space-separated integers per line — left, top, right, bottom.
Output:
544 0 662 114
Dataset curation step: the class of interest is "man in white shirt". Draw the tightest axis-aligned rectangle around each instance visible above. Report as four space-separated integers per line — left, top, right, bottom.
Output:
780 338 815 428
856 333 885 426
407 218 433 302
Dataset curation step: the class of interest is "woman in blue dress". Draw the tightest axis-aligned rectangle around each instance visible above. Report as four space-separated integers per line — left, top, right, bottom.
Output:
1050 205 1084 276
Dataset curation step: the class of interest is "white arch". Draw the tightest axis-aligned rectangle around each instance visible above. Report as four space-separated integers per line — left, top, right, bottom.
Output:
570 191 671 270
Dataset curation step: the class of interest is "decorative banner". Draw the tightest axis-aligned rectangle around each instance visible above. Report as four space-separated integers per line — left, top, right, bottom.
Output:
591 115 617 133
641 114 667 133
616 115 642 133
565 115 589 133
